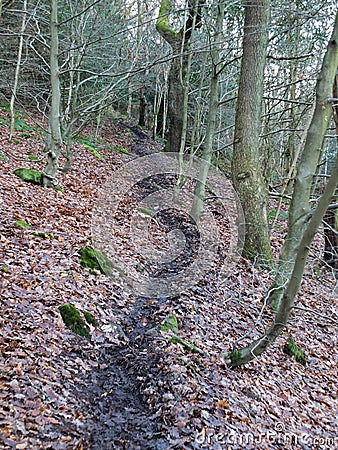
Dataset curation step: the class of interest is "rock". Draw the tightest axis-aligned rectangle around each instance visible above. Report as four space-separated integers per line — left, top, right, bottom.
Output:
13 167 42 185
58 304 90 338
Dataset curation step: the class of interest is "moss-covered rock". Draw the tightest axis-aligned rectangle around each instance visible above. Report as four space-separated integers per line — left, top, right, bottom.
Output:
283 335 306 367
84 311 98 327
58 304 90 337
13 167 42 185
78 246 112 275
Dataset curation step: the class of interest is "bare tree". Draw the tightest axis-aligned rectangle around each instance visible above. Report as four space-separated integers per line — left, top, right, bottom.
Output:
41 0 62 188
225 12 338 368
231 0 274 267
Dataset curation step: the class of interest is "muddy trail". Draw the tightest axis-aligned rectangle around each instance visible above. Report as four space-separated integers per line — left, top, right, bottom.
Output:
3 114 336 450
52 126 187 449
65 296 171 450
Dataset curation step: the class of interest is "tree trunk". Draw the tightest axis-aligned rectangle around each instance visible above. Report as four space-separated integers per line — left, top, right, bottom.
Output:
138 87 148 127
191 2 224 222
9 0 27 141
156 0 202 153
323 68 338 268
42 0 62 188
225 12 338 368
231 0 274 267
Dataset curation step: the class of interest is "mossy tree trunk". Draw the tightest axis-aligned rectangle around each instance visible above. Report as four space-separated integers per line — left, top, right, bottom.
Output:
225 13 338 368
42 0 62 188
156 0 203 153
231 0 274 268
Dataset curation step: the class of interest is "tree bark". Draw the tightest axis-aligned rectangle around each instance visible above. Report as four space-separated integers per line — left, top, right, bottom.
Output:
191 2 224 222
156 0 202 153
323 68 338 268
9 0 27 141
225 12 338 368
231 0 274 267
42 0 62 188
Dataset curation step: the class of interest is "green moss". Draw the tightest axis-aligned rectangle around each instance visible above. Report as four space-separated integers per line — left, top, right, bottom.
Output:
14 118 36 132
84 311 98 327
156 0 178 40
228 349 242 364
84 144 104 159
34 232 55 239
78 246 112 275
15 220 30 229
109 145 128 154
28 154 40 161
0 153 9 161
269 209 288 220
283 336 306 367
169 336 204 354
161 315 179 333
58 304 90 337
13 167 42 185
0 266 9 273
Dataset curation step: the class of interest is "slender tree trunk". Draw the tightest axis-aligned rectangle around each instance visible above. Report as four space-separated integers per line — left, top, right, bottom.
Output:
225 13 338 368
9 0 27 141
191 2 224 222
156 0 203 153
231 0 274 267
138 87 148 127
42 0 62 187
323 68 338 268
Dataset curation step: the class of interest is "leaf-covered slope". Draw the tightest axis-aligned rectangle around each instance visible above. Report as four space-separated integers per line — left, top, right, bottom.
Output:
0 107 337 449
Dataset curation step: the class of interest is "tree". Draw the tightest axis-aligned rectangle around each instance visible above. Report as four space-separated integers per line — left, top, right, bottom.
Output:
156 0 202 153
323 68 338 269
231 0 274 267
9 0 27 140
191 1 225 222
41 0 62 187
225 12 338 368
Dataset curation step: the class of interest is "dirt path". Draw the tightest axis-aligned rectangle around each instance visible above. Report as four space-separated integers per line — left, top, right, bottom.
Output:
68 297 170 450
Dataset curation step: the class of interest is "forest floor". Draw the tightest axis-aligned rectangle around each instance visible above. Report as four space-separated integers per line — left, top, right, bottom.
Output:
0 107 337 450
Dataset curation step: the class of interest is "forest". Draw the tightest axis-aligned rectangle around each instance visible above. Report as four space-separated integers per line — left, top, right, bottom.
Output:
0 0 337 448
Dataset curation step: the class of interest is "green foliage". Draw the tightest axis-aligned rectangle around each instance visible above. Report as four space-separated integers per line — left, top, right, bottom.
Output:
78 246 112 275
0 116 9 127
0 102 10 112
109 145 128 154
161 315 179 333
269 209 288 220
0 266 9 273
283 335 306 367
58 304 90 337
13 167 42 185
77 136 104 159
15 220 30 229
0 153 9 161
14 118 36 132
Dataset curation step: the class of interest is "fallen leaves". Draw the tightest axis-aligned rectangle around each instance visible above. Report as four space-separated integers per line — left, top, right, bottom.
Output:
1 107 337 449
